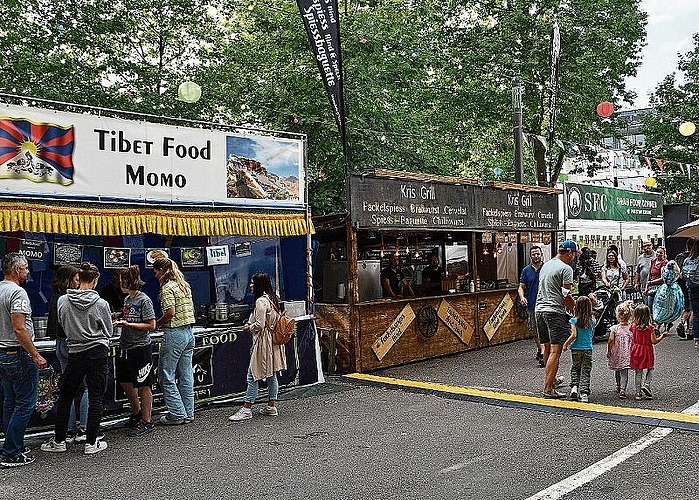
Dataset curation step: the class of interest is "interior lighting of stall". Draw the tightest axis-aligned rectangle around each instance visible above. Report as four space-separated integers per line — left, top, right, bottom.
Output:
483 246 489 255
445 233 453 242
367 231 377 240
508 242 513 252
380 233 385 258
496 243 503 255
413 235 421 258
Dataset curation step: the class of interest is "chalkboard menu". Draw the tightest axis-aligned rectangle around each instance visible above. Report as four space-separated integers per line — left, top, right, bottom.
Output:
349 176 476 230
349 175 559 231
473 187 558 231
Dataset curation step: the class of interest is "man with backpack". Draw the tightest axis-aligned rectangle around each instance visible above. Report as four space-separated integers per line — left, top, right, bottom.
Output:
675 237 695 339
680 238 699 348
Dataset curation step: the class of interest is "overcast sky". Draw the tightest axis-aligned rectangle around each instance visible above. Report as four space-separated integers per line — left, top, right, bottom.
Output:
623 0 699 109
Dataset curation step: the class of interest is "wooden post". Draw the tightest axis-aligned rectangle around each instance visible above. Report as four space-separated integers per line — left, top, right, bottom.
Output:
346 218 361 372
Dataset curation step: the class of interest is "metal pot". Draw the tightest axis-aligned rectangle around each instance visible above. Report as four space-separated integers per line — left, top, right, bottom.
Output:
33 316 48 339
215 303 229 322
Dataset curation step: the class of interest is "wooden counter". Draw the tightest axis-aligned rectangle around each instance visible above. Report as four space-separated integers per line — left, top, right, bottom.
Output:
315 288 528 372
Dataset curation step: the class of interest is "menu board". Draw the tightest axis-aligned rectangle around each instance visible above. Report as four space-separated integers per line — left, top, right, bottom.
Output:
349 175 559 231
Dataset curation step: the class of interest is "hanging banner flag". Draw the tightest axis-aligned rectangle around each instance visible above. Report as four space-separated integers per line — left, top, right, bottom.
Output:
547 21 561 163
296 0 347 156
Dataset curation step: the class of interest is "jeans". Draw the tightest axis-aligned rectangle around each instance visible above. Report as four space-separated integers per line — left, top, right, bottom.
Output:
54 346 108 446
689 287 699 341
569 350 593 395
56 337 88 430
244 365 279 404
0 350 39 459
158 325 194 420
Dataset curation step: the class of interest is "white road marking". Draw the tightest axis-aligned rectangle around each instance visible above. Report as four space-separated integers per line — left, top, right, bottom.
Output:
525 401 699 500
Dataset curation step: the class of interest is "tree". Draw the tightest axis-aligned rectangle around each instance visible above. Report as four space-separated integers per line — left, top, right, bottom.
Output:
641 34 699 208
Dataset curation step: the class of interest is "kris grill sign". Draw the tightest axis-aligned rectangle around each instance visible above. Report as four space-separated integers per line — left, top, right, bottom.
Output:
0 103 304 208
349 175 558 231
565 183 663 223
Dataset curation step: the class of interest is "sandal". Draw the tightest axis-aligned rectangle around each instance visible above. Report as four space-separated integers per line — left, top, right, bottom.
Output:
695 340 699 350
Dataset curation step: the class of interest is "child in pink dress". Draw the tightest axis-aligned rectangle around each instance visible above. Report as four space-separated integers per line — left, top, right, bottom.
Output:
607 301 633 399
629 304 669 400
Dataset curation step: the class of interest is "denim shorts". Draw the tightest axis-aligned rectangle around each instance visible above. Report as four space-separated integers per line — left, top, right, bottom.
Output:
536 312 571 345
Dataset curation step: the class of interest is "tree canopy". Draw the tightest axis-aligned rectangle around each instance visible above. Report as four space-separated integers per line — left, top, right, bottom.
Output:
0 0 647 215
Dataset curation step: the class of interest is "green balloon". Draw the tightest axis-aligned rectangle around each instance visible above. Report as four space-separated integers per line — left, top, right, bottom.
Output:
178 81 202 103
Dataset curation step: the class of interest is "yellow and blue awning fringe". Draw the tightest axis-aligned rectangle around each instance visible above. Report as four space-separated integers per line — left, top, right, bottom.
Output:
0 200 314 237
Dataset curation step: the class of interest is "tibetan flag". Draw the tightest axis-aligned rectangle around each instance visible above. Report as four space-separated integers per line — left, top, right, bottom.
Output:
0 115 75 185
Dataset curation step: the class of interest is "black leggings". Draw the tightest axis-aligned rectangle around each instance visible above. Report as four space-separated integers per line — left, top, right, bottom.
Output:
54 346 108 445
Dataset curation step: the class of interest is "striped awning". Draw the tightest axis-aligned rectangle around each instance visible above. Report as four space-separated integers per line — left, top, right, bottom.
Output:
0 200 314 237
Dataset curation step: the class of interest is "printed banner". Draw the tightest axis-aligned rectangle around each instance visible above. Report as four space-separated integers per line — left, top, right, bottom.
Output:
0 104 304 207
372 304 416 361
437 299 474 345
296 0 347 154
565 183 663 222
483 293 514 341
206 245 230 266
19 239 46 261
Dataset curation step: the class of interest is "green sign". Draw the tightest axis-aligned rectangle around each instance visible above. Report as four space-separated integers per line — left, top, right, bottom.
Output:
565 183 663 222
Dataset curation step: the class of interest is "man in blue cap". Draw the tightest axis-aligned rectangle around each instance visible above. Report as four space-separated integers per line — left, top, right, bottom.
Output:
536 240 578 398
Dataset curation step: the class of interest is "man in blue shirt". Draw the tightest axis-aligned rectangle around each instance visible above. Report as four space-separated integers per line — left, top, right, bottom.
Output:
519 246 544 367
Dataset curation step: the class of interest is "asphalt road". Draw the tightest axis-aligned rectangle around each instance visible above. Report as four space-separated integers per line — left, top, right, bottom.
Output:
4 328 698 500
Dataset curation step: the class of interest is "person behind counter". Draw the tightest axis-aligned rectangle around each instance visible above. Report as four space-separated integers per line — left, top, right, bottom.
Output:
99 269 127 313
229 271 287 422
381 254 415 299
422 254 443 296
113 265 156 437
48 265 90 444
42 261 113 455
0 253 47 469
153 258 195 425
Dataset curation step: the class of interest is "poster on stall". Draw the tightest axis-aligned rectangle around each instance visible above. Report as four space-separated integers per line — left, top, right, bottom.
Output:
145 248 169 268
19 240 46 261
180 247 204 268
53 243 83 266
206 245 230 266
104 247 131 269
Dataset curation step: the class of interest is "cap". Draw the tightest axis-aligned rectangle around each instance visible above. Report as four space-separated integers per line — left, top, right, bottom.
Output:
559 240 578 252
641 239 652 246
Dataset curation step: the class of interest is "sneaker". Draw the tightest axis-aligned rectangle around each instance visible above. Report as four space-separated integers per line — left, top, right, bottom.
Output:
677 322 686 339
228 406 253 421
40 438 67 453
569 385 579 400
159 415 185 425
579 393 589 403
72 427 88 443
65 428 77 444
641 385 653 399
634 392 644 401
128 420 155 437
619 390 627 399
84 440 108 455
184 417 194 424
554 376 565 388
541 389 566 399
259 405 279 416
1 453 36 468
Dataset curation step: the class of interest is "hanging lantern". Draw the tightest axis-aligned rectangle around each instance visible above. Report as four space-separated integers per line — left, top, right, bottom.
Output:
679 121 696 137
644 177 657 188
177 81 202 103
596 101 614 118
493 167 503 176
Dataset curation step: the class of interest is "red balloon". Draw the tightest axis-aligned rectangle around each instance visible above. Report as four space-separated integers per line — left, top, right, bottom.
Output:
596 101 614 118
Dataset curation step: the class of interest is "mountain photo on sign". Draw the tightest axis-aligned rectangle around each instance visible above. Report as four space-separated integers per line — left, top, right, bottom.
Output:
225 136 301 201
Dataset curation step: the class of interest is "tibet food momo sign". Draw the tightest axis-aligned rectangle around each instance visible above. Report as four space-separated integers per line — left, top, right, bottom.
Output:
565 183 663 223
0 103 304 207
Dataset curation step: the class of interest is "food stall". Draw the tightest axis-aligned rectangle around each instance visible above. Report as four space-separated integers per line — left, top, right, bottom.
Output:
313 170 560 373
0 100 321 433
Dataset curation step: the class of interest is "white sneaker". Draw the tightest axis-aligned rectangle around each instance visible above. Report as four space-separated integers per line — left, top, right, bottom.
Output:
40 439 67 453
554 375 565 388
569 385 579 400
228 407 252 421
84 440 108 455
580 394 589 403
259 405 278 416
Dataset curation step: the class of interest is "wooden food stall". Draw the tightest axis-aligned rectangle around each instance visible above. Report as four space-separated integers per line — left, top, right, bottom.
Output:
313 170 560 373
0 100 321 433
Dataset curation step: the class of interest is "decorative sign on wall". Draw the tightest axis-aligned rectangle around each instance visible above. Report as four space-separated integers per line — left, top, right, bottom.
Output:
19 240 46 261
483 293 514 341
206 245 230 266
145 248 169 268
372 304 416 361
103 247 131 269
437 299 474 345
53 243 83 266
180 247 204 268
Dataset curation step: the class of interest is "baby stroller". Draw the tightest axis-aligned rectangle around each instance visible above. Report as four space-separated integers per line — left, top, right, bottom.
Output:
592 285 620 340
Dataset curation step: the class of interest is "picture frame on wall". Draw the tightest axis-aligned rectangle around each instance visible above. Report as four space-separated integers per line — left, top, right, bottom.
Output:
53 243 83 266
181 247 204 268
145 248 169 268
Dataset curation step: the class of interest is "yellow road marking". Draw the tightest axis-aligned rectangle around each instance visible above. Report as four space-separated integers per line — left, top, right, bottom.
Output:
345 373 699 425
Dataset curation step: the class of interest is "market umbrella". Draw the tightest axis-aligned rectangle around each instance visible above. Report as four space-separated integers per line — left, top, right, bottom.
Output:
670 219 699 238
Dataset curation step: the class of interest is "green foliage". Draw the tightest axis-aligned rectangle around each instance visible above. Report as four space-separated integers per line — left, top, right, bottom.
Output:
641 34 699 207
0 0 648 215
